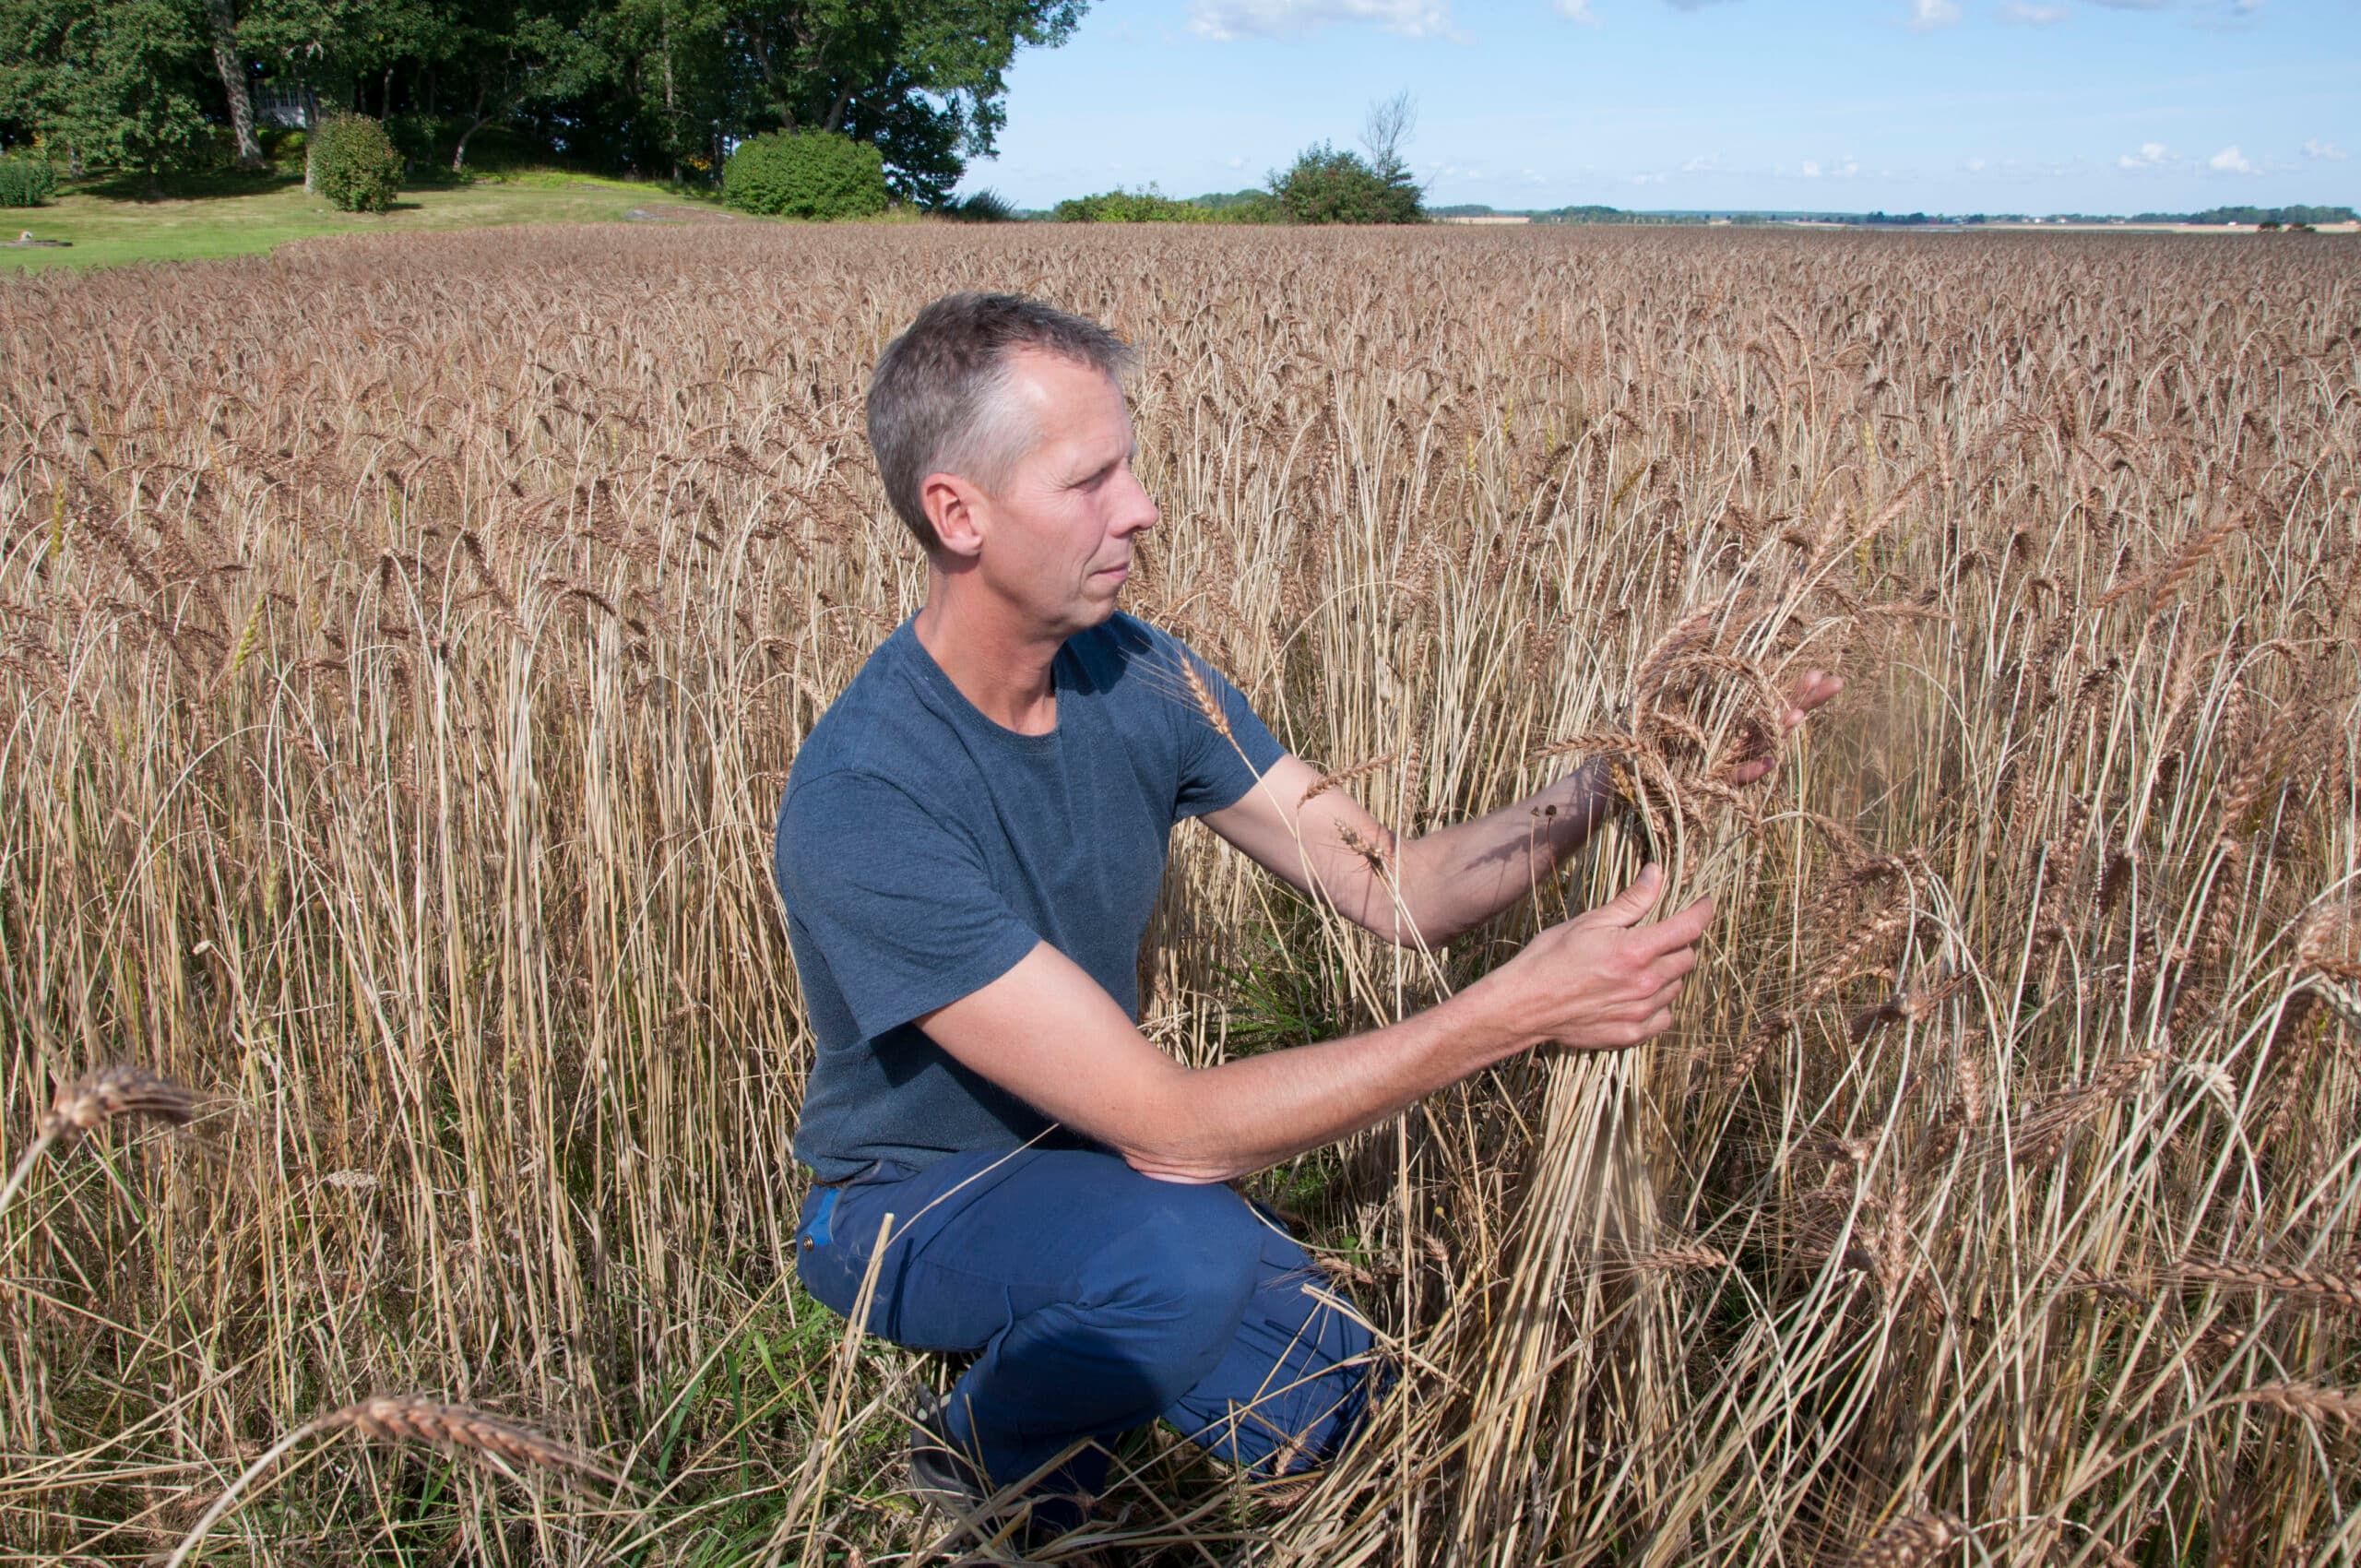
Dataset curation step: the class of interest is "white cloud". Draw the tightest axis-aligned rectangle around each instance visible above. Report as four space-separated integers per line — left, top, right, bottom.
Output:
2208 144 2253 172
1680 154 1721 172
1227 156 1247 169
1188 0 1455 40
1833 155 1860 177
1663 0 1739 11
2304 138 2346 160
1554 0 1598 20
1964 155 1987 172
1799 160 1821 177
1998 1 2068 20
1909 0 1961 28
2117 140 2170 169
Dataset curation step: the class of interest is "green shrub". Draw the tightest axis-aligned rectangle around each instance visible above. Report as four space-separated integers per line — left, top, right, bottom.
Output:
309 114 401 213
1053 187 1207 223
0 156 57 208
722 131 888 220
1270 142 1421 225
943 188 1015 223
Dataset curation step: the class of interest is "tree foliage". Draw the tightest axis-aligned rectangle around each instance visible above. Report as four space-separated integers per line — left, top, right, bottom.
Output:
1266 91 1422 225
1269 143 1420 225
0 0 1089 202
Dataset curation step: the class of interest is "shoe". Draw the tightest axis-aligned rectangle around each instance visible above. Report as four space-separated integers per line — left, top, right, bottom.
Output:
908 1388 993 1516
907 1390 1109 1564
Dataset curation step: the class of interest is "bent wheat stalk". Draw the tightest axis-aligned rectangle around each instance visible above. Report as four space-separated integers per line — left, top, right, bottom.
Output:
164 1395 634 1567
0 1064 199 1217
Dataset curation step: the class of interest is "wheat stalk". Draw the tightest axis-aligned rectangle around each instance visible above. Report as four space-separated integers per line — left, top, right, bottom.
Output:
1 1064 200 1216
164 1395 633 1567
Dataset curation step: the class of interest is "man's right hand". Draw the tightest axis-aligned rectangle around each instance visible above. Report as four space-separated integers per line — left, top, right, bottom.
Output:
1476 864 1710 1052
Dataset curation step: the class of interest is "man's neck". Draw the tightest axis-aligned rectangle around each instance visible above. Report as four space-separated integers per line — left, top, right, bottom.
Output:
911 576 1064 736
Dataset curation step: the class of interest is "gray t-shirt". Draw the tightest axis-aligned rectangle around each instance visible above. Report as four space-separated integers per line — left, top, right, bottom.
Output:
773 613 1285 1183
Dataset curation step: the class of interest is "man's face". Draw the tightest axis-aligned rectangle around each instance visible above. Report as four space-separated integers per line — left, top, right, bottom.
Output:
963 349 1157 636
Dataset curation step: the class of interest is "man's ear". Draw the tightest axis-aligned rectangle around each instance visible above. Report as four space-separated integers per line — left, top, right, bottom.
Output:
920 472 987 561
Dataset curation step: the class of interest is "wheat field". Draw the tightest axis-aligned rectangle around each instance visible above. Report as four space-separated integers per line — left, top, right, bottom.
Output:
1 224 2355 1565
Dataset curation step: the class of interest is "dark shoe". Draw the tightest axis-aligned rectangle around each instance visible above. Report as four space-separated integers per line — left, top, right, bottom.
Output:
907 1390 1109 1564
908 1388 993 1516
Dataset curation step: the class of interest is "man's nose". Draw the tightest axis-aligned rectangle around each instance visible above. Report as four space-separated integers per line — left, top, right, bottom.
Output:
1115 471 1158 537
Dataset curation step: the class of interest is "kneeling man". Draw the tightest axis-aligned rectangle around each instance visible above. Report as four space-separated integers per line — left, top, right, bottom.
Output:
772 292 1834 1537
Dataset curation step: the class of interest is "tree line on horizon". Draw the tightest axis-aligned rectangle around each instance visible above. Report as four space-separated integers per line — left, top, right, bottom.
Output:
0 0 1087 205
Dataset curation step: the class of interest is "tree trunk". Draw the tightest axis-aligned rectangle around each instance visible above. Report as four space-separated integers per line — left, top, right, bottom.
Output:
822 84 851 134
452 86 490 172
661 5 679 183
302 88 319 192
207 0 263 170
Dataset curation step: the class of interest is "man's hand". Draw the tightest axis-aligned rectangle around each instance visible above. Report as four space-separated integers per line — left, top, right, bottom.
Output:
1471 864 1710 1051
1727 669 1845 786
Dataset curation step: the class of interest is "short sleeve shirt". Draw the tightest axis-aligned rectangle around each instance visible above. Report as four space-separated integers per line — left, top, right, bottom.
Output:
773 613 1285 1182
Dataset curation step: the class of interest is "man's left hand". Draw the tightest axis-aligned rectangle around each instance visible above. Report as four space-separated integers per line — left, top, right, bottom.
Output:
1728 669 1844 786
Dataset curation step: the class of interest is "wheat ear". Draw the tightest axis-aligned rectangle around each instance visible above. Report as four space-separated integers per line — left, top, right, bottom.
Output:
1844 1512 1967 1566
165 1395 632 1567
2 1064 200 1216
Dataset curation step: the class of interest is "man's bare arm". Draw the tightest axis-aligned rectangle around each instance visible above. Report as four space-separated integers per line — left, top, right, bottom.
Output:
917 868 1707 1183
1199 754 1617 948
1201 671 1843 948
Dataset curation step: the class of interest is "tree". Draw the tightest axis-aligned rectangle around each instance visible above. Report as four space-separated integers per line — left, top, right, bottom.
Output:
441 0 607 170
204 0 263 167
1269 90 1422 225
721 0 1086 205
0 0 219 193
1361 87 1415 191
1270 144 1420 224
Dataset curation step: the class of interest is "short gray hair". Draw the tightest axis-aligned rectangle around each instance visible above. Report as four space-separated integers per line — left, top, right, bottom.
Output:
866 292 1137 552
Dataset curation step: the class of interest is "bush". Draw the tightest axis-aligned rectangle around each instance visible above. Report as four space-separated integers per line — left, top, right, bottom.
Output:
0 156 57 208
722 131 888 220
942 188 1015 223
260 127 306 172
1269 142 1421 225
309 114 401 213
1054 186 1208 223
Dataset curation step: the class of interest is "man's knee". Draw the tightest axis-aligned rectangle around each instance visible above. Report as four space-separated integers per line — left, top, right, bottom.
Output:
1074 1178 1266 1372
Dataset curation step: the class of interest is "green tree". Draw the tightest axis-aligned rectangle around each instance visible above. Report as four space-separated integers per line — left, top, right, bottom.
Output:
440 0 607 170
204 0 263 168
0 0 219 191
1269 91 1422 225
1270 143 1420 225
723 0 1086 205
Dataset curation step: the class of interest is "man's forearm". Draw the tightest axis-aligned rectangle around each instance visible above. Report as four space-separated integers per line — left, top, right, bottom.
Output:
1391 759 1616 945
1123 983 1529 1183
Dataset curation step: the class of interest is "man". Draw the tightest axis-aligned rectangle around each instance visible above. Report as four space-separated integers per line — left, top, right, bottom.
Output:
773 292 1837 1543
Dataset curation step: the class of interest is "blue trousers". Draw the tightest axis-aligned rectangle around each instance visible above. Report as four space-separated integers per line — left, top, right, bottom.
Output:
794 1147 1375 1511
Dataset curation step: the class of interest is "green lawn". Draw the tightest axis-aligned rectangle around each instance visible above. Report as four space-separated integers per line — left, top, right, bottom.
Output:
1 170 725 273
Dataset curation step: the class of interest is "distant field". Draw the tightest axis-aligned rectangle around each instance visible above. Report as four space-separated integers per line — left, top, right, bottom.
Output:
0 173 724 272
3 225 2355 1565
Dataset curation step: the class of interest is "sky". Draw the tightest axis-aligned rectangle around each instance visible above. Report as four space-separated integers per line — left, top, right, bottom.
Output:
957 0 2361 214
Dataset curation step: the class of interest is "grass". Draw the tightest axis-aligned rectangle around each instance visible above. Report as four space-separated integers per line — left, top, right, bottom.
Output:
0 167 718 272
0 221 2355 1564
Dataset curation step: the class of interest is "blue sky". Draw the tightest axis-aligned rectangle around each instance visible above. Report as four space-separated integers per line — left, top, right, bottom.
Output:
961 0 2360 213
